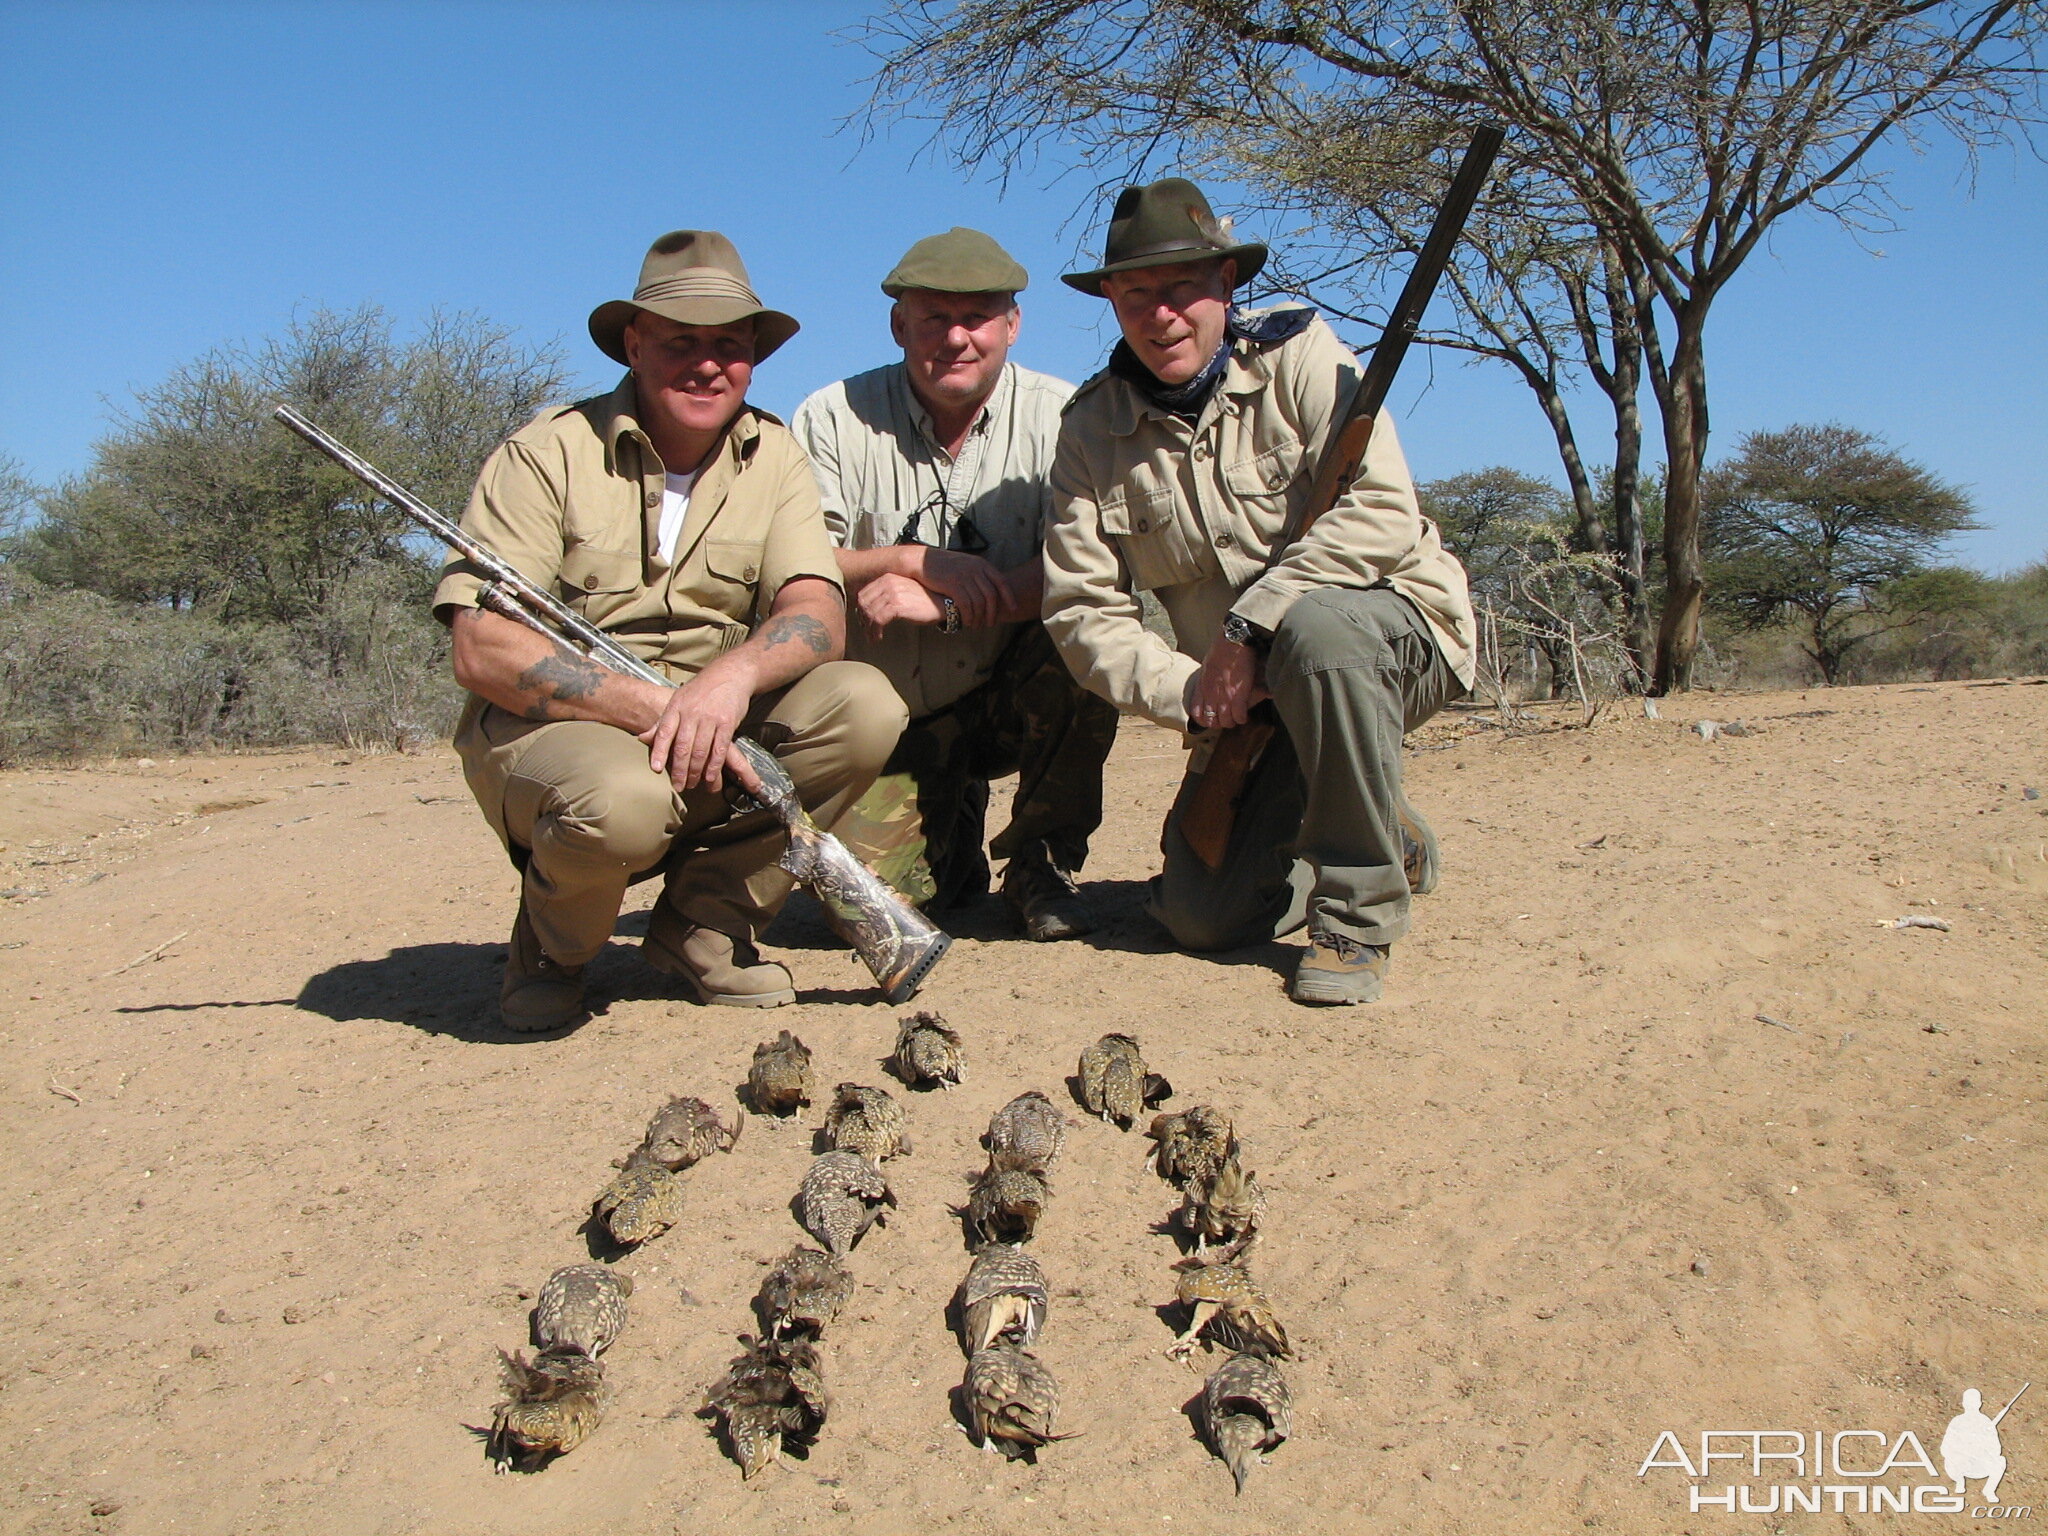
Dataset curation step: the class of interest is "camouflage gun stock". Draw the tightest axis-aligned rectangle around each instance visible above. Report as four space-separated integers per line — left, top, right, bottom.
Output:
272 404 950 1004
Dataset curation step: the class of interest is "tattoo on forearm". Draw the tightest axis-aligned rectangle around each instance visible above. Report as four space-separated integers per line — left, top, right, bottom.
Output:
515 644 610 720
758 613 833 657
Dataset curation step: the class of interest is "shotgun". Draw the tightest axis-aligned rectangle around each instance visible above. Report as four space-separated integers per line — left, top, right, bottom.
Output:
272 404 951 1004
1180 124 1504 871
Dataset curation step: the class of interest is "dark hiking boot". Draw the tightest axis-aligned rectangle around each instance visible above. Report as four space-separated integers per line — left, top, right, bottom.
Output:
1001 855 1096 942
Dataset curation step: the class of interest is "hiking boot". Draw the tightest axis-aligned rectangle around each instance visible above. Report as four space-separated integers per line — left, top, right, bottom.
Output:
643 919 796 1008
500 903 588 1033
1289 931 1390 1005
1001 856 1096 942
1398 801 1439 895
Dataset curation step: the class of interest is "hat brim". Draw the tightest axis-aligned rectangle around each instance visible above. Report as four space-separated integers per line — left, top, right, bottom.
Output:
588 297 800 366
1061 242 1267 298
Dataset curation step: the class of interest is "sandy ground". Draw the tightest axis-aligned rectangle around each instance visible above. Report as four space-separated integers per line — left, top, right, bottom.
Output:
1 678 2044 1536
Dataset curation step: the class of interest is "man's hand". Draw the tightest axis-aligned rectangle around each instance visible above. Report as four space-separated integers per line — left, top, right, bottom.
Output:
856 572 949 637
1189 633 1269 731
910 546 1007 628
640 662 754 793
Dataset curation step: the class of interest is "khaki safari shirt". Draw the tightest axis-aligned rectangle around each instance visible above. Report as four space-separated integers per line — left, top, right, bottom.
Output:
432 376 843 682
1044 311 1475 733
792 362 1073 720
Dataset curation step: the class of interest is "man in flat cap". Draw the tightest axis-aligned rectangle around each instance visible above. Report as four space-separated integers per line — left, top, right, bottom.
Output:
792 228 1118 939
1045 180 1475 1004
434 229 905 1029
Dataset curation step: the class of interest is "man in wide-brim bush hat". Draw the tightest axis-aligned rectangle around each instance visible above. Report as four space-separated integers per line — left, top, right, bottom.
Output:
434 229 904 1029
1045 178 1476 1005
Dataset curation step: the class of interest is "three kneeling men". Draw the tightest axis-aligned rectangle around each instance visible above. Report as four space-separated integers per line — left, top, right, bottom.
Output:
435 185 1473 1028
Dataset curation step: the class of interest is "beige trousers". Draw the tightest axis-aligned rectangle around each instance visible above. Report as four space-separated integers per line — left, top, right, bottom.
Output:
455 660 906 966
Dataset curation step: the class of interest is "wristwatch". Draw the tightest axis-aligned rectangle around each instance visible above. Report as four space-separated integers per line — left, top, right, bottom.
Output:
1221 612 1271 651
938 595 962 633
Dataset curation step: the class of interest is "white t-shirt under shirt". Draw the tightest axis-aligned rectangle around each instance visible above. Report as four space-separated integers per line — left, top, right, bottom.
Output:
657 469 698 565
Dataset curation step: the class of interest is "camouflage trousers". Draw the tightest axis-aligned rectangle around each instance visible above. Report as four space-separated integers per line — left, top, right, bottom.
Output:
835 621 1120 909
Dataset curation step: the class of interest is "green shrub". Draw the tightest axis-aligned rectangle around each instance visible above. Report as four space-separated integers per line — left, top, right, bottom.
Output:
0 567 459 766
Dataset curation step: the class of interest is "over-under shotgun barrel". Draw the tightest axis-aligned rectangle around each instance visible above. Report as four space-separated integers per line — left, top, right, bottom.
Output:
270 404 951 1003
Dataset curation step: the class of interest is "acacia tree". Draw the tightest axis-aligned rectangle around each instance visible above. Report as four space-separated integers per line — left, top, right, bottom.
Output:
860 0 2044 691
15 307 569 623
1702 423 1981 683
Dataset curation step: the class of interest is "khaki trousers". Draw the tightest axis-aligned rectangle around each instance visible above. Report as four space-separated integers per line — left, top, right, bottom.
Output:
455 660 906 966
1148 587 1464 951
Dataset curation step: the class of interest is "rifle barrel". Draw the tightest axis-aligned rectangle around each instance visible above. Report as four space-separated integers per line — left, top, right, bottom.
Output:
1352 123 1505 422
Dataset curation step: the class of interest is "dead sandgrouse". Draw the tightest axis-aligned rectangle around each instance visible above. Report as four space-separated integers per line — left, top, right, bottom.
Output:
489 1348 611 1473
1147 1104 1236 1187
960 1243 1049 1354
986 1090 1069 1175
748 1030 812 1118
704 1333 828 1480
824 1081 911 1163
533 1264 632 1358
753 1245 855 1340
890 1010 965 1089
797 1150 895 1257
594 1153 685 1247
637 1095 740 1170
1078 1032 1166 1128
1202 1351 1293 1494
965 1152 1047 1246
963 1344 1072 1461
1167 1258 1291 1363
1177 1155 1266 1259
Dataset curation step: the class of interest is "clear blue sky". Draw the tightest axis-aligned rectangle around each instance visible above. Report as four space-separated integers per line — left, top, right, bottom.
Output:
2 1 2042 571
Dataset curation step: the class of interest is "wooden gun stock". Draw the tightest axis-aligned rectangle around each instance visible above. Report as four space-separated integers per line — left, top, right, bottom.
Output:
1180 125 1502 871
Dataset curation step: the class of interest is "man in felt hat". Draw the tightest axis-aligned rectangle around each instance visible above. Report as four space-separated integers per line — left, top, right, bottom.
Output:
1044 180 1475 1004
433 229 906 1029
791 228 1118 938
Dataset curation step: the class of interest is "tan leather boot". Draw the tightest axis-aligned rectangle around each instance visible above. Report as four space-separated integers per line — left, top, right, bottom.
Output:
643 918 795 1008
500 902 588 1032
1289 931 1390 1005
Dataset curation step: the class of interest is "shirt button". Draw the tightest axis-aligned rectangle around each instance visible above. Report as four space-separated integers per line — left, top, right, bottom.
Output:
1215 531 1235 549
1135 518 1151 534
644 490 659 507
582 574 599 590
1194 441 1212 460
743 565 758 582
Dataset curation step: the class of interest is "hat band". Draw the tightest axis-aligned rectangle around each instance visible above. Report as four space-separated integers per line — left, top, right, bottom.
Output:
634 270 762 307
1105 234 1230 266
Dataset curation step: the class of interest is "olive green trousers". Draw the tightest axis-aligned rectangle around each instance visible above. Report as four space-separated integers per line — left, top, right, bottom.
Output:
1148 587 1464 951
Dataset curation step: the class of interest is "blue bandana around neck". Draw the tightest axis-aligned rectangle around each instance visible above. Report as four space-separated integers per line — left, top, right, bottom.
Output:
1109 305 1317 420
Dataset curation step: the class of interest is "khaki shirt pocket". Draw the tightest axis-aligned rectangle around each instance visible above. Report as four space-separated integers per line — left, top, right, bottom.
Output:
1099 486 1204 592
704 538 765 588
558 541 640 599
1221 437 1307 503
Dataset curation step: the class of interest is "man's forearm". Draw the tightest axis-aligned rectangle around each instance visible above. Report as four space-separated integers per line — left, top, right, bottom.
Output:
450 606 666 731
995 557 1046 624
701 577 847 698
835 545 918 592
